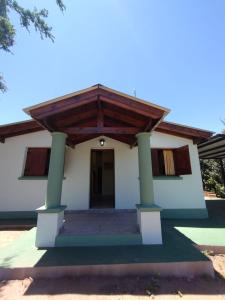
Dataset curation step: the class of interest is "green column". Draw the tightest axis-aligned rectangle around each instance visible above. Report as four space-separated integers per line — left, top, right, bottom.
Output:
45 132 67 209
136 132 154 206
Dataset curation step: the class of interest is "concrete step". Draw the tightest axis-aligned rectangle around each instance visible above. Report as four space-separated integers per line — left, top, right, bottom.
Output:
55 233 142 247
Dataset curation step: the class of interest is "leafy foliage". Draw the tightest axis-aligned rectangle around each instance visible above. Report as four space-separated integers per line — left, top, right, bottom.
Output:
0 0 65 92
200 158 225 198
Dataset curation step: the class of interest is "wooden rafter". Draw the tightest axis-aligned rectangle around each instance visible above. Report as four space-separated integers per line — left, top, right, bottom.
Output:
54 109 97 128
106 134 135 146
99 89 165 118
0 120 43 141
32 93 99 119
130 119 153 148
66 138 75 149
103 116 133 127
64 127 139 135
102 108 145 127
157 122 212 139
99 95 160 119
97 99 104 128
69 134 100 146
29 87 166 120
42 118 55 132
143 119 153 131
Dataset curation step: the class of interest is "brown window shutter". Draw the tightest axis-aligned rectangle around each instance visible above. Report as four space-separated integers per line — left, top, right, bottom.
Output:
174 145 192 175
151 149 160 176
24 148 50 176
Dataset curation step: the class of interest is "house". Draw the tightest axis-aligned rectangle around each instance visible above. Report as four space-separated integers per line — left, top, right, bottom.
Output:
0 84 213 248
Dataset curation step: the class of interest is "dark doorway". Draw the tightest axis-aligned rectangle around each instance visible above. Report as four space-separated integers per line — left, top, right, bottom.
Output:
90 149 115 208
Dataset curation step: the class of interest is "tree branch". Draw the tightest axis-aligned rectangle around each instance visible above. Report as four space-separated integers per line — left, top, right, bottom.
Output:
0 0 65 92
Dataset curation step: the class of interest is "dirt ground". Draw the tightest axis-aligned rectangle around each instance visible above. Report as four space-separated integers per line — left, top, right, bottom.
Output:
0 230 225 300
204 191 222 200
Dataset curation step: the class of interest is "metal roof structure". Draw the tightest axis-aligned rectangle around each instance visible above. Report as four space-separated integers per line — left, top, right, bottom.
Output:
198 134 225 159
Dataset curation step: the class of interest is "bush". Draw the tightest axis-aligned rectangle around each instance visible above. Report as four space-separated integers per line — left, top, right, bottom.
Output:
215 184 225 199
200 159 225 198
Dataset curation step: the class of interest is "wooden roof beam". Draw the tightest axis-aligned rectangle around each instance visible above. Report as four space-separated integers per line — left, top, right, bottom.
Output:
53 109 97 127
0 121 42 136
31 93 98 119
143 119 153 132
64 127 139 135
66 138 75 149
97 99 104 128
105 134 135 146
69 134 99 146
42 118 56 132
102 108 145 127
130 119 154 148
99 90 165 118
158 122 212 139
99 95 163 119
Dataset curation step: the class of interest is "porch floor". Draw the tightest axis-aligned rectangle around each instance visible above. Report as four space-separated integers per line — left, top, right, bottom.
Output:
61 210 139 235
0 224 214 280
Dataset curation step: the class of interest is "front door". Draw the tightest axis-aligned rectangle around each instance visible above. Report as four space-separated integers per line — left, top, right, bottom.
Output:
90 149 115 208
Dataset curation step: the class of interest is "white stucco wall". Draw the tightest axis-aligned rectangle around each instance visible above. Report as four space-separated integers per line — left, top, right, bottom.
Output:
0 130 206 213
151 132 206 209
0 131 51 212
62 136 139 210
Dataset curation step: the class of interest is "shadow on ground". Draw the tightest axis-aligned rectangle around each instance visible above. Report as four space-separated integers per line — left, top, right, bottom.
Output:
164 200 225 229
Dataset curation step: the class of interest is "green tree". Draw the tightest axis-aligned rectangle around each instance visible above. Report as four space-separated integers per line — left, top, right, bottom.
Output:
200 121 225 198
200 159 225 198
0 0 65 92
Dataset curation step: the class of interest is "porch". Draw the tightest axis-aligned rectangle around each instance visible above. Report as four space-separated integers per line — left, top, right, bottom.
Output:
56 210 141 247
26 85 200 248
31 85 167 247
0 217 215 280
2 200 224 280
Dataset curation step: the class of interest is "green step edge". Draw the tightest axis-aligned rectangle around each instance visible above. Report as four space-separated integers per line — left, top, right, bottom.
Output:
55 233 142 247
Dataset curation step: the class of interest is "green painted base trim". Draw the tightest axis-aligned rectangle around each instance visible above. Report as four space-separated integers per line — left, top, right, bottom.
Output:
18 176 48 180
136 204 162 212
153 176 183 180
55 233 142 247
161 209 208 219
0 211 37 219
36 205 67 213
18 176 66 180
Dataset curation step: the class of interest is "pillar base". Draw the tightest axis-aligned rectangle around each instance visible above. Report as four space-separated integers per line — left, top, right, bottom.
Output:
136 204 163 245
35 205 66 248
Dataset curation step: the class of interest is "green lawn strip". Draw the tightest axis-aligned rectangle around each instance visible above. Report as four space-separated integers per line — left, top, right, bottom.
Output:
0 229 46 268
175 227 225 246
0 226 209 269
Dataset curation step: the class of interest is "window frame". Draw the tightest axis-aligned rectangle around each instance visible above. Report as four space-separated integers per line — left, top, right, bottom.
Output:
151 145 192 177
22 147 51 177
152 148 176 177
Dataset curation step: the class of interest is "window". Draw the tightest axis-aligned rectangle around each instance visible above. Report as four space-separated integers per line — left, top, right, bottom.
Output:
151 145 192 176
23 148 51 176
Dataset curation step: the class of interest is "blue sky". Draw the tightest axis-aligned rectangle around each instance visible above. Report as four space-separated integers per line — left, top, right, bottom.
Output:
1 0 225 132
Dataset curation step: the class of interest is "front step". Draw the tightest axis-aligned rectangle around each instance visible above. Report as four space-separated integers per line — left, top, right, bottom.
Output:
55 233 142 247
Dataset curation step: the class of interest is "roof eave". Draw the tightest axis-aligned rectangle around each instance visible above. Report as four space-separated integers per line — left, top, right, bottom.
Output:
23 84 170 116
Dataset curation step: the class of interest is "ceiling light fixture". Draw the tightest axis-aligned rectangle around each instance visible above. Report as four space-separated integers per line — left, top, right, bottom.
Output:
99 138 105 147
